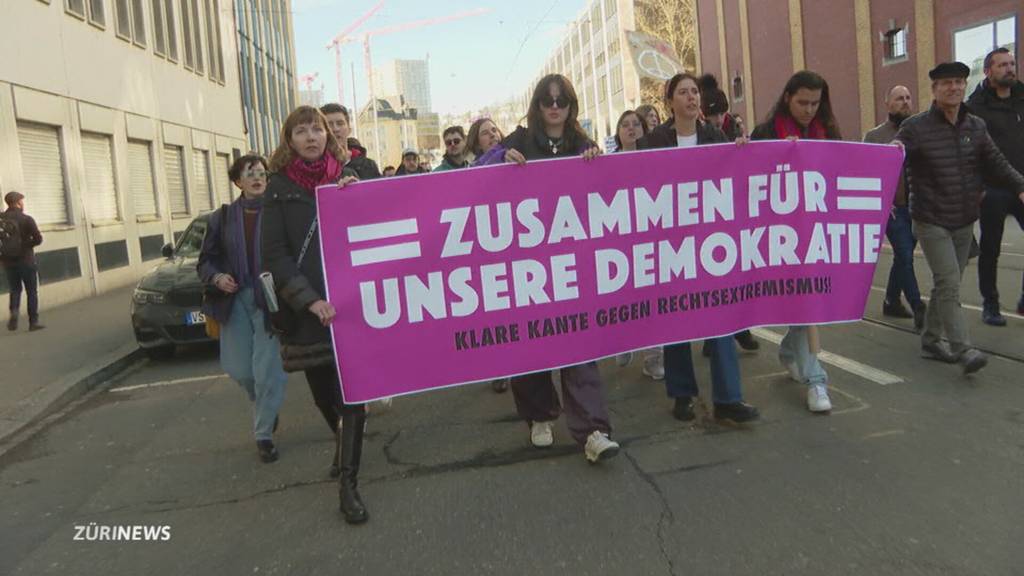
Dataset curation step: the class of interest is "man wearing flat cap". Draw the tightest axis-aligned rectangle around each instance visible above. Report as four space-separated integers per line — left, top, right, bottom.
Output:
894 61 1024 375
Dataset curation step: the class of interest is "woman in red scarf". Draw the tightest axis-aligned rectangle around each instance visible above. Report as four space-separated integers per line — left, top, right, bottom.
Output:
261 106 370 524
750 71 841 415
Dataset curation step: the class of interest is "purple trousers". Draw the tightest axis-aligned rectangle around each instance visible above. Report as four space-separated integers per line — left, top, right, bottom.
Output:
510 362 612 446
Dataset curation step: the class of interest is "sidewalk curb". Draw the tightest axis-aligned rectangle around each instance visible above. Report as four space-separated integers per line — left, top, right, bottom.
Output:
0 342 144 457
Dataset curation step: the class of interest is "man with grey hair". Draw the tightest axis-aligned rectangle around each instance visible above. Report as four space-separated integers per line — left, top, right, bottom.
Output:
865 85 925 330
1 191 44 331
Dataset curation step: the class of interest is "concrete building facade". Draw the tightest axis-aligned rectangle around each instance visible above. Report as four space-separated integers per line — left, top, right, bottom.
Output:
694 0 1019 140
0 0 249 308
356 96 421 169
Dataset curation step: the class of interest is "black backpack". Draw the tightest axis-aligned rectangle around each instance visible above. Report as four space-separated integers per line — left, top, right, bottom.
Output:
0 214 23 259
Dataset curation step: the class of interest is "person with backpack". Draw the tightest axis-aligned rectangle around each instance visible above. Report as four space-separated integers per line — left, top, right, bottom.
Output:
197 155 288 464
1 191 44 331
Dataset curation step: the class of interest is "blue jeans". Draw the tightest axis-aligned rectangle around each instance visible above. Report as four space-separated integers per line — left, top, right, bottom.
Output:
663 336 742 404
220 288 288 441
778 326 827 387
884 206 922 307
4 263 40 321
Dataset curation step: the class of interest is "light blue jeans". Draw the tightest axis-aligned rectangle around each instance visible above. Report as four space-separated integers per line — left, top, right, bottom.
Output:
778 326 827 388
220 287 288 441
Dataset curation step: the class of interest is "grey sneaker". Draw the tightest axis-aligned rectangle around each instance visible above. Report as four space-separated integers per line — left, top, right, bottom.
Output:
530 421 554 448
921 342 957 364
960 349 988 375
584 431 620 463
642 353 665 380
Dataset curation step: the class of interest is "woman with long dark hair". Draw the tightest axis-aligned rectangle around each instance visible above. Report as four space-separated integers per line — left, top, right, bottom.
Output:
750 70 838 414
636 104 663 132
501 74 618 464
636 73 760 426
261 106 370 524
466 117 506 167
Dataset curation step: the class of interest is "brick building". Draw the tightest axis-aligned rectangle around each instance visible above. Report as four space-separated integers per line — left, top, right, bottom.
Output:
694 0 1019 139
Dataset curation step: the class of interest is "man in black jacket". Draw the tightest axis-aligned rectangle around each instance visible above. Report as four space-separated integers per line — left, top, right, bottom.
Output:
967 47 1024 324
320 103 382 181
1 191 44 331
895 62 1024 374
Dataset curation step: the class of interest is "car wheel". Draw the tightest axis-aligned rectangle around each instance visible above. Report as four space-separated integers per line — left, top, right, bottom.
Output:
144 345 176 360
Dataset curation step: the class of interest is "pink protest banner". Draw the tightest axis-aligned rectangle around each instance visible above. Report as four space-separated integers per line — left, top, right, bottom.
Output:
316 140 903 403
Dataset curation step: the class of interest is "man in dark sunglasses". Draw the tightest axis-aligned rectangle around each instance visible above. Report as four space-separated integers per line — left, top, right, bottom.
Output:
434 125 471 172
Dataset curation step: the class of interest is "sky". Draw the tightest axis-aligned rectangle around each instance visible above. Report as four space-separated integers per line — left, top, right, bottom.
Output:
290 0 587 116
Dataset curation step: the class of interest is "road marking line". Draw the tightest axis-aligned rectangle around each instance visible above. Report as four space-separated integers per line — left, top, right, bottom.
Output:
869 286 1024 321
750 328 904 386
109 373 225 393
862 429 905 440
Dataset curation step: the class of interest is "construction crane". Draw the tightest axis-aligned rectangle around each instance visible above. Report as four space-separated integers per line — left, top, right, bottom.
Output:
298 72 319 92
336 7 493 160
325 1 385 114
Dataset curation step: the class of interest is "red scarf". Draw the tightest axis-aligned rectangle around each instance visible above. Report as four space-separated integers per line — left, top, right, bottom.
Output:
284 153 342 193
773 113 827 140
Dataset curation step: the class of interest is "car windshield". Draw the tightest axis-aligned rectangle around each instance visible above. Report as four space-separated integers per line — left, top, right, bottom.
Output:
175 219 208 258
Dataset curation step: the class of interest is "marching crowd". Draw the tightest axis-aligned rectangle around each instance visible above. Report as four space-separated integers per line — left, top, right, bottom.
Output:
2 46 1021 527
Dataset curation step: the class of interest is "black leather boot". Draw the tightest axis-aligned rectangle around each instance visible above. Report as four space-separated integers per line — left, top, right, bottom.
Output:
338 411 368 524
329 417 341 478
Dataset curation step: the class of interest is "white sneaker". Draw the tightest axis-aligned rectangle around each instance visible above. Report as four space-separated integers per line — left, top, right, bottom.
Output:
584 431 620 463
807 384 832 413
530 421 554 448
615 352 634 367
783 361 802 383
642 353 665 380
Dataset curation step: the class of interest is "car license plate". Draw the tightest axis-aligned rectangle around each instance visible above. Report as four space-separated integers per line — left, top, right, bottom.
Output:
186 311 206 325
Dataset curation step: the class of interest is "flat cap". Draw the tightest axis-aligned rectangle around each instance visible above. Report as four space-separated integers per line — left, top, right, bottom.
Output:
929 61 970 80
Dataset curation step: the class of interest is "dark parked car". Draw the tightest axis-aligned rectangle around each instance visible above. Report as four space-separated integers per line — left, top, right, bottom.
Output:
131 213 213 359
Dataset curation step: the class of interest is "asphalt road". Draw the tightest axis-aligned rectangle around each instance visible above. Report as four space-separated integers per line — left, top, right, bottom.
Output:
1 223 1022 576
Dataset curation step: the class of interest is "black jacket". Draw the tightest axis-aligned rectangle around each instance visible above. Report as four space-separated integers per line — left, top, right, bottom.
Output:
636 119 728 149
260 168 355 371
896 103 1024 229
502 126 596 161
346 139 382 181
967 80 1024 177
0 208 43 266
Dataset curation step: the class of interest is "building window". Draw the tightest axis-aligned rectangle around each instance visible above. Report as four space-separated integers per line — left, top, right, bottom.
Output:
883 27 908 63
604 0 616 17
954 16 1017 92
180 0 194 69
204 0 224 81
152 0 166 55
608 39 619 56
164 0 178 60
114 0 147 46
190 0 205 75
732 74 745 102
87 0 105 26
66 0 86 19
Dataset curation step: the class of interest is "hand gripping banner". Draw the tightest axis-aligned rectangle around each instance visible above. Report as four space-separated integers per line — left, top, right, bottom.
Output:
316 140 903 403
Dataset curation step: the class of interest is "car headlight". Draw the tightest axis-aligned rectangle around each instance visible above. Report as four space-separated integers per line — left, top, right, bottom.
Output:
132 289 166 305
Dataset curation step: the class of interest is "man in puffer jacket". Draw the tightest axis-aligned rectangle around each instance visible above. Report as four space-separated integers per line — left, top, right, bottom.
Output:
895 62 1024 375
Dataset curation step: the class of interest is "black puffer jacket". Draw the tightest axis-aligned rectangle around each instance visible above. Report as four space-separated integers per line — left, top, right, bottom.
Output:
261 169 355 371
346 138 381 180
967 80 1024 176
502 126 596 160
896 103 1024 229
636 119 728 149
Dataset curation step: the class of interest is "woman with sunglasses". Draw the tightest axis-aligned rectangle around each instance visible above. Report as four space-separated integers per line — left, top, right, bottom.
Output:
501 74 618 464
637 73 761 426
261 106 371 524
198 154 288 464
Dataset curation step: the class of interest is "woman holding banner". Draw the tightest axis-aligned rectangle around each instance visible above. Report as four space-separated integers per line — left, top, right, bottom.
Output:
636 73 761 425
749 70 839 414
261 105 370 524
502 74 620 464
467 117 506 168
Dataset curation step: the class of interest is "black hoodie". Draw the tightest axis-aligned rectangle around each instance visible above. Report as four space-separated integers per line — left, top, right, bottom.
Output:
967 80 1024 176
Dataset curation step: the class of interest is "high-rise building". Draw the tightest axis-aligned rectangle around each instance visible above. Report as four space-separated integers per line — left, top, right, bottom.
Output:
235 0 298 155
374 59 432 113
0 0 248 306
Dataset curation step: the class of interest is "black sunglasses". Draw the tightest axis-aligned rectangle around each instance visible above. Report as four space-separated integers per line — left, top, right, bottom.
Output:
539 95 571 109
444 138 463 146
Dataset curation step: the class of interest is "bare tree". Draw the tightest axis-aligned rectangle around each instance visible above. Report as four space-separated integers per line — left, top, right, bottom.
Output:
633 0 697 113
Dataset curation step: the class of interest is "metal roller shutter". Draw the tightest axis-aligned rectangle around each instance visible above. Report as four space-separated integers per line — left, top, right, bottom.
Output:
17 123 69 225
163 145 188 215
81 132 120 222
191 149 213 212
216 153 233 204
127 140 158 217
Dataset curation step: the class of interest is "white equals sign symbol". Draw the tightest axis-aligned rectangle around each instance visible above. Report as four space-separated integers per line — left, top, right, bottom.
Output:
347 218 421 266
835 177 882 211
